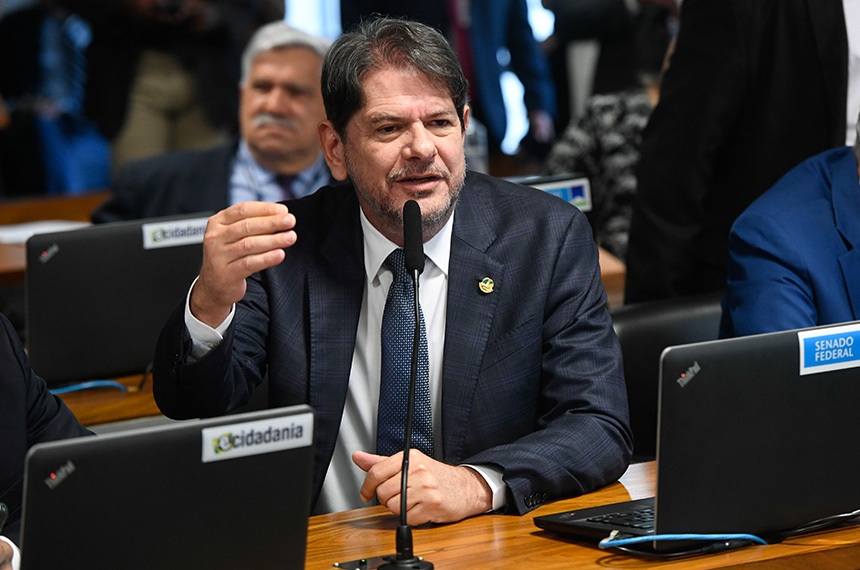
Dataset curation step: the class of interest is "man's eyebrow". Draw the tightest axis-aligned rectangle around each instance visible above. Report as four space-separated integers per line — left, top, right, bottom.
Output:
367 108 458 125
368 113 403 125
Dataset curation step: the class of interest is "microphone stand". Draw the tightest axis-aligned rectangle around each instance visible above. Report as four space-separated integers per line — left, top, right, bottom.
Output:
378 262 433 570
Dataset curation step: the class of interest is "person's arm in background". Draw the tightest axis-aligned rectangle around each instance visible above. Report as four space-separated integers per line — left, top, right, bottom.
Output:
721 210 818 337
625 0 747 302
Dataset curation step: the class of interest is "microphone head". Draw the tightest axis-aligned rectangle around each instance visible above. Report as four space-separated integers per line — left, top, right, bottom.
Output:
402 200 425 275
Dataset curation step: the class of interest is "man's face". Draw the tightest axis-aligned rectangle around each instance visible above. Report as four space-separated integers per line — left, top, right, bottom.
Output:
322 66 469 244
240 46 326 172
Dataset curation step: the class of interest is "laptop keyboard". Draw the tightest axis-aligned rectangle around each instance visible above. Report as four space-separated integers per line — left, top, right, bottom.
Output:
586 504 655 530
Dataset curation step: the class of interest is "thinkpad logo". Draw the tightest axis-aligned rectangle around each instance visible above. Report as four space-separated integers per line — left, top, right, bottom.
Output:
44 460 76 490
676 361 701 388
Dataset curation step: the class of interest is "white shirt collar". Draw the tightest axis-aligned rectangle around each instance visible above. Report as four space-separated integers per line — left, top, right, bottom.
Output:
360 206 454 283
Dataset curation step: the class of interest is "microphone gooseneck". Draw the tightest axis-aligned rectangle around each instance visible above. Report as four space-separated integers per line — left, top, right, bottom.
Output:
378 200 433 570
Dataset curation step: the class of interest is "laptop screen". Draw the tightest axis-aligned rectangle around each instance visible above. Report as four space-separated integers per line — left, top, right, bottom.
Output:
25 215 208 385
535 321 860 547
655 321 860 537
21 405 314 570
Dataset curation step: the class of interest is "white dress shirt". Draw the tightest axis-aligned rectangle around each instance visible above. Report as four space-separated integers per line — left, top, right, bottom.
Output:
229 141 331 204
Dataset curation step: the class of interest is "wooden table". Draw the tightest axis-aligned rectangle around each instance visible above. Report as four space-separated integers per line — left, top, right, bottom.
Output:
0 190 109 284
305 462 860 569
0 242 24 285
58 374 161 426
599 246 625 307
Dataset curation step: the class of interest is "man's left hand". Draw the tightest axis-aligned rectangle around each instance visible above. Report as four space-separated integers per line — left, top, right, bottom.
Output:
353 450 493 525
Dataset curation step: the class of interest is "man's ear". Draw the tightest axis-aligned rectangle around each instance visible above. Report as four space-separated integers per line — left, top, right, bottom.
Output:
318 120 349 181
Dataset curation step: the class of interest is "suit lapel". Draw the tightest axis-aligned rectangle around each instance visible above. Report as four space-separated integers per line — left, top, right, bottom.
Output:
833 151 860 319
307 192 365 469
441 183 505 462
808 0 848 146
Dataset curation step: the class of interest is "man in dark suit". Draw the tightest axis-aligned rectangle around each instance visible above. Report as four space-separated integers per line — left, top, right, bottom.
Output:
92 21 335 223
153 17 631 523
0 313 90 554
625 0 849 303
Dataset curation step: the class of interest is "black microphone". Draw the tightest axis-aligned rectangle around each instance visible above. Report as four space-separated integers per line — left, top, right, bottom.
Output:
403 200 425 276
378 200 433 570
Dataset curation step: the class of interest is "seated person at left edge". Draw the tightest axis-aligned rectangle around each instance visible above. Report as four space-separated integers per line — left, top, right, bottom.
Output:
0 313 91 569
152 17 632 524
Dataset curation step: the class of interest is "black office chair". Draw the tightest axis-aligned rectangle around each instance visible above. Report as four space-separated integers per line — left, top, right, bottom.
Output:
610 292 723 462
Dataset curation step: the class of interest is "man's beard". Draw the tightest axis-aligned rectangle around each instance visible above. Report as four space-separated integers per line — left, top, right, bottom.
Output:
345 150 466 240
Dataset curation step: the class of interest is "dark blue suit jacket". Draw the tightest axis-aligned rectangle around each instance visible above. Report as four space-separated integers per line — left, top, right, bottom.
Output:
0 314 90 544
153 172 632 515
92 144 236 223
722 147 860 337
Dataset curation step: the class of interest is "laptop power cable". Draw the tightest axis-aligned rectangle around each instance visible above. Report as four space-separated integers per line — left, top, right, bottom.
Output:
598 530 767 558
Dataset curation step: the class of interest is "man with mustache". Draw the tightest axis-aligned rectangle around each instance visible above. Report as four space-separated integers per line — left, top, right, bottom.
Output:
153 17 631 524
92 21 334 223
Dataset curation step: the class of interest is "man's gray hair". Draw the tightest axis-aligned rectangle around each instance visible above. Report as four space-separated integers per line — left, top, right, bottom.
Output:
241 21 331 85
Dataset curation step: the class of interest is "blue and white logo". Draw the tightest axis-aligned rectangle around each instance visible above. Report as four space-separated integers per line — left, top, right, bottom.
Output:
798 323 860 376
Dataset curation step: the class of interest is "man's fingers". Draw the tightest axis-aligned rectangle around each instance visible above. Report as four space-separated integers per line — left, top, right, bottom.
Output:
353 450 385 472
224 245 288 277
357 451 403 502
218 230 296 263
216 201 290 225
209 210 295 246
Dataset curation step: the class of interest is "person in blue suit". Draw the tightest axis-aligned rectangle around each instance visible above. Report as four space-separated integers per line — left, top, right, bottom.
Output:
721 119 860 337
152 17 631 524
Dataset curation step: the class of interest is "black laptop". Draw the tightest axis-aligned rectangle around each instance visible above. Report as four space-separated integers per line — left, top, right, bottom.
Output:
512 173 592 212
25 214 208 385
21 405 315 570
535 321 860 550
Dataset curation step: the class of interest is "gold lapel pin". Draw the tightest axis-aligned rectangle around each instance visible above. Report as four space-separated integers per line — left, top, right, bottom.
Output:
479 277 494 294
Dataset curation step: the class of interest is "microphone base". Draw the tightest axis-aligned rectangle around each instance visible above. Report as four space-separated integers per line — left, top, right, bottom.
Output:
378 555 434 570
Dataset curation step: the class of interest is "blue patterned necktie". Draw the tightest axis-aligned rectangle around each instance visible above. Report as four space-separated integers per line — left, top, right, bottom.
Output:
376 249 434 457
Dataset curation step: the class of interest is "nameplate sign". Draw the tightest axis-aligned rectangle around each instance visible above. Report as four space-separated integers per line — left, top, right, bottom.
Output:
141 217 208 249
201 412 314 463
798 322 860 375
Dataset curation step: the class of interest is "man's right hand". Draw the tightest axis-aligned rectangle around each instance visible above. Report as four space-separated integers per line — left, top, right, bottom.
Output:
190 202 297 328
